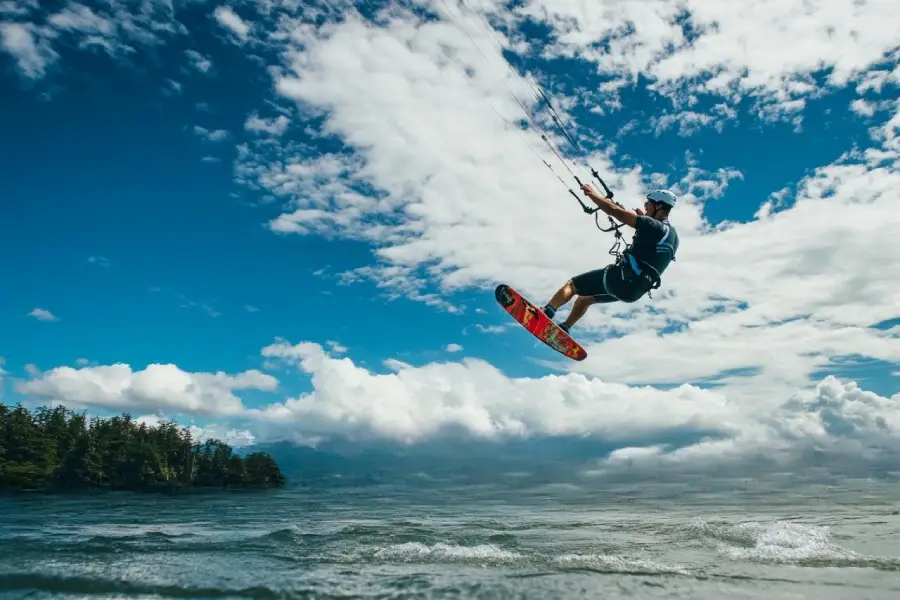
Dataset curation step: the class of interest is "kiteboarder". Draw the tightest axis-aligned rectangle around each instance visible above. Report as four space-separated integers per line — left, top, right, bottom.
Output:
541 184 680 333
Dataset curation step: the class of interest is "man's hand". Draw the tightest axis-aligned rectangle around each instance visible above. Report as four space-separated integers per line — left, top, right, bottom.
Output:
581 183 638 228
580 183 606 202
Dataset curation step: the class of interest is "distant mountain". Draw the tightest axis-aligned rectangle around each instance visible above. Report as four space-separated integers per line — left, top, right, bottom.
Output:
234 434 690 486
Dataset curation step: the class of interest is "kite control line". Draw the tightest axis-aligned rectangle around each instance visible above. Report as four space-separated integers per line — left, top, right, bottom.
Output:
436 0 630 260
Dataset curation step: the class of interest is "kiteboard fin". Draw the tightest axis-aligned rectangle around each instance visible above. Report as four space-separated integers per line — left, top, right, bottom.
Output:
494 283 587 361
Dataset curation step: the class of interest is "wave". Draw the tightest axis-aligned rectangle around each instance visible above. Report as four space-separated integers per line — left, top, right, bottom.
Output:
686 518 900 570
373 541 521 563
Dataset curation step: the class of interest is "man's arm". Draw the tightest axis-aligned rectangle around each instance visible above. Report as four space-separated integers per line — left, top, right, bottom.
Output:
581 184 638 228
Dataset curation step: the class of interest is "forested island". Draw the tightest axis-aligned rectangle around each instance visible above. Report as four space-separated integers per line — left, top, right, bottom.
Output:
0 403 285 493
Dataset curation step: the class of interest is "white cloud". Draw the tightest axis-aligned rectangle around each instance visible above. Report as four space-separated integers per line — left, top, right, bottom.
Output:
325 340 347 354
851 98 877 117
18 363 279 418
1 1 190 80
184 48 212 73
244 113 290 136
445 343 463 353
587 375 900 480
0 0 38 19
28 308 58 322
651 110 719 137
189 423 256 447
193 125 229 142
512 0 900 120
213 6 249 40
132 415 256 447
248 342 900 477
250 340 746 444
0 21 57 78
234 341 900 475
47 3 117 50
13 339 900 476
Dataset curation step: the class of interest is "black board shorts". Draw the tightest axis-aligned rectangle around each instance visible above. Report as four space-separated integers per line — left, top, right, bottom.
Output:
571 263 648 303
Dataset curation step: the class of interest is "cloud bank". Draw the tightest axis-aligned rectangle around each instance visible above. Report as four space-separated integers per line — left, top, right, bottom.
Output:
13 340 900 479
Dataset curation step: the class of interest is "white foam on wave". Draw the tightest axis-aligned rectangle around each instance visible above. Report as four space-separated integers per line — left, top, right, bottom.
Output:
690 519 860 563
372 542 690 575
554 553 692 575
374 542 522 562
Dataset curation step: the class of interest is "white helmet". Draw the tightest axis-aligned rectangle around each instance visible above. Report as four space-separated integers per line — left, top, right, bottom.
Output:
646 189 677 208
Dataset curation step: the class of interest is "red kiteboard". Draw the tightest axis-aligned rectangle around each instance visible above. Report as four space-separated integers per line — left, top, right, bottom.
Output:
494 283 587 361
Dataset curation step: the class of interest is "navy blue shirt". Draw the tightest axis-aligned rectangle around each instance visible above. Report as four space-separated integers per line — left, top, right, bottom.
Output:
625 215 679 276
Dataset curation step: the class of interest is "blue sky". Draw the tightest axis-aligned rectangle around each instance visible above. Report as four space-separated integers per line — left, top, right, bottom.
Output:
1 0 899 476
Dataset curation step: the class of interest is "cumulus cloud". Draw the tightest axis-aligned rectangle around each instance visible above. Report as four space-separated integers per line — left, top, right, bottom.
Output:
12 339 900 477
241 340 749 446
17 363 279 418
588 376 900 481
249 343 900 477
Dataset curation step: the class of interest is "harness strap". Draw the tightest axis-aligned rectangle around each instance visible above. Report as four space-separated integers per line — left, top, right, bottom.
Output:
621 252 662 298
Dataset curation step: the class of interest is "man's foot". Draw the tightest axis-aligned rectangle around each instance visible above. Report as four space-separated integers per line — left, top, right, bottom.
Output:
559 322 570 333
541 304 556 319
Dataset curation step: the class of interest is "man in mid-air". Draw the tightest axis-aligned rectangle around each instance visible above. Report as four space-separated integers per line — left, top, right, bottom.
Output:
541 183 680 333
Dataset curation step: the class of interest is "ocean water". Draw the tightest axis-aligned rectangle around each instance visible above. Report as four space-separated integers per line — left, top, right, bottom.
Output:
1 480 899 599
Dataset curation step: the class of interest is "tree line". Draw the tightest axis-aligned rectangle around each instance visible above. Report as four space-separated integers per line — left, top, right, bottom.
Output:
0 402 285 493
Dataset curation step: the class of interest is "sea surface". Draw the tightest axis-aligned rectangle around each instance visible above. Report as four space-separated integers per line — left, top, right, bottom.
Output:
1 479 899 599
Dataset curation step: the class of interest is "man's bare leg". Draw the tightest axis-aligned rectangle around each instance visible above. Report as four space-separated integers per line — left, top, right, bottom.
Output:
561 295 595 329
544 279 577 312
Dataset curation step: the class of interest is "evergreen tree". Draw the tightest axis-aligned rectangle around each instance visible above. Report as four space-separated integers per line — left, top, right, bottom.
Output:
0 403 286 493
